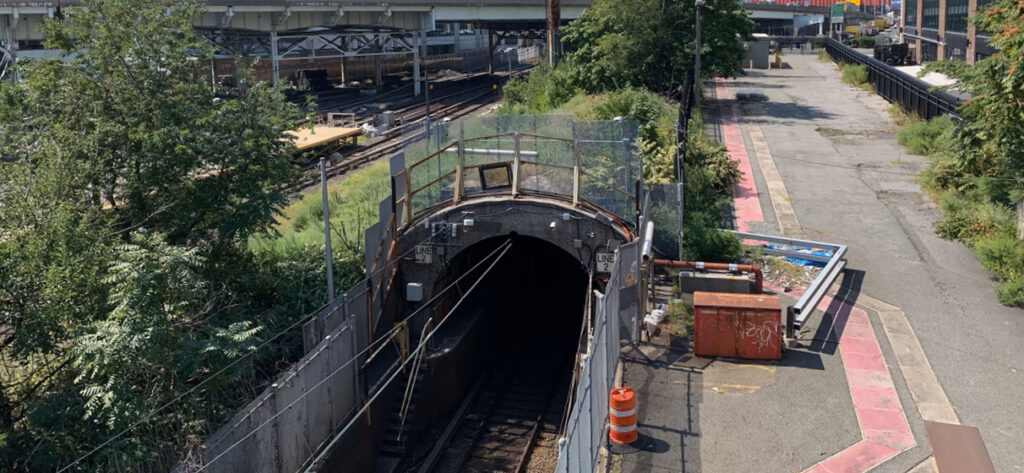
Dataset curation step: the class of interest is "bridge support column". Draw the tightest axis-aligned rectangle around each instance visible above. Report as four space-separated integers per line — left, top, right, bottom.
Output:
487 30 494 75
270 31 279 85
375 34 383 90
414 31 421 97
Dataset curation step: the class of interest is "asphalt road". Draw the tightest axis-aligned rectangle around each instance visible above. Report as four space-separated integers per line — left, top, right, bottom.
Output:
729 52 1024 472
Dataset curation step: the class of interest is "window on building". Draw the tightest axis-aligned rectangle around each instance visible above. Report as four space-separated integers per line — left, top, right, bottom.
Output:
905 0 917 27
946 0 969 33
976 0 993 33
922 0 940 29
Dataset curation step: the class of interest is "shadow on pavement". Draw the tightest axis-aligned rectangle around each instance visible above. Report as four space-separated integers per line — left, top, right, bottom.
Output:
740 101 837 122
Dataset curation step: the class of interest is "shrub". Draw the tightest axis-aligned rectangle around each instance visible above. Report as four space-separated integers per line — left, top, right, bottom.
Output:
995 277 1024 307
973 233 1024 281
840 64 869 87
934 194 1013 246
897 116 954 156
497 63 579 114
844 36 877 48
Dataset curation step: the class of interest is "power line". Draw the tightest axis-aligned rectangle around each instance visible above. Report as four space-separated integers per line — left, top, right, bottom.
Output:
193 238 514 473
301 239 514 473
57 226 446 473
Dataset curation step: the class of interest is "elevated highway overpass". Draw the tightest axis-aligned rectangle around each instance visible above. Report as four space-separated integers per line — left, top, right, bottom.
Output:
1 0 590 87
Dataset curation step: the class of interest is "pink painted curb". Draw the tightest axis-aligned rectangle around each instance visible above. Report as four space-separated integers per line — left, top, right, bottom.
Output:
715 78 763 232
717 76 917 471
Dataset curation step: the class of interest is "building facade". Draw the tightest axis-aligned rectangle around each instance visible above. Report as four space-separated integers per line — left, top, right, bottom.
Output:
901 0 996 64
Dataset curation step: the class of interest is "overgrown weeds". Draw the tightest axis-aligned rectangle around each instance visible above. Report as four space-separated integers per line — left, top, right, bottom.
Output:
840 63 869 87
889 108 1024 306
897 116 954 156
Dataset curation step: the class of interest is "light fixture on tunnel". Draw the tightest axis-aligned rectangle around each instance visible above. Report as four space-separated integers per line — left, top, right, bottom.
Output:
406 283 423 302
463 218 474 228
549 221 557 230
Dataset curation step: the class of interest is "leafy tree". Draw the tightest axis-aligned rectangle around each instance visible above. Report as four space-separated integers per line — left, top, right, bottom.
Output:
922 0 1024 197
562 0 753 93
1 0 300 245
0 0 319 470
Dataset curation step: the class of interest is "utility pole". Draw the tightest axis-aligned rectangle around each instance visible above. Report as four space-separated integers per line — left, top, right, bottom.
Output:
547 0 560 65
320 158 335 303
695 0 705 109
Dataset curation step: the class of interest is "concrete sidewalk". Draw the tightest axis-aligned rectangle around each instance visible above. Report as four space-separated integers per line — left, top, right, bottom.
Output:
725 53 1020 472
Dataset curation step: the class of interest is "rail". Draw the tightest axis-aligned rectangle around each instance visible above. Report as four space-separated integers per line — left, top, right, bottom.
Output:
821 37 961 119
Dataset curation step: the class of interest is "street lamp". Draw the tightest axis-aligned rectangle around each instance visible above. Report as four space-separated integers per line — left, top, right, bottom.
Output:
694 0 705 109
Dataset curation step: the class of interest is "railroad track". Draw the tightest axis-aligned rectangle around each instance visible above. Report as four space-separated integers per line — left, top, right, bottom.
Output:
286 81 502 193
419 345 573 473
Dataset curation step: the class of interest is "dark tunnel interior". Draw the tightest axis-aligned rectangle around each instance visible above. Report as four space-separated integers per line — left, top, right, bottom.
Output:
397 234 592 472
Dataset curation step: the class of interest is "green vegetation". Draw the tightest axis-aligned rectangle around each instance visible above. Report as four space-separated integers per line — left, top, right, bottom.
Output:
250 160 390 261
0 0 342 470
897 116 954 156
840 63 869 88
500 72 743 261
900 109 1024 306
497 0 749 262
891 0 1024 306
665 299 694 337
561 0 753 93
844 36 877 49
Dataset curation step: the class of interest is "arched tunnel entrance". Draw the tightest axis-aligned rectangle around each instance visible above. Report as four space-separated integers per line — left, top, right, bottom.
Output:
385 234 590 473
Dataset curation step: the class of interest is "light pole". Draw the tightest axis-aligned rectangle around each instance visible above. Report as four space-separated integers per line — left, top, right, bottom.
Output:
694 0 705 109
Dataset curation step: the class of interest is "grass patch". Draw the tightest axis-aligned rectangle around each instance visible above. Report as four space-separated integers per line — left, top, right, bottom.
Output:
665 299 693 337
896 116 954 156
886 103 920 128
249 160 390 261
840 63 869 88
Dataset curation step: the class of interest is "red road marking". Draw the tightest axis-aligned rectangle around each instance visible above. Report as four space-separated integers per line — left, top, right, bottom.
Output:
715 78 763 231
715 74 918 468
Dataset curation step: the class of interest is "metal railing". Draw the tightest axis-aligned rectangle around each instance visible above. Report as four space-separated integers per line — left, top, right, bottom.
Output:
391 116 642 229
727 230 848 341
822 37 961 119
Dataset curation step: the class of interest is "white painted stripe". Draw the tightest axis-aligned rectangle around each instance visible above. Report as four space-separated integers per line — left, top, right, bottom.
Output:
609 423 637 433
609 407 636 417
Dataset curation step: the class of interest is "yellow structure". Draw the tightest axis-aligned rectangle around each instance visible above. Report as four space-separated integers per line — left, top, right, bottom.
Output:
287 126 362 152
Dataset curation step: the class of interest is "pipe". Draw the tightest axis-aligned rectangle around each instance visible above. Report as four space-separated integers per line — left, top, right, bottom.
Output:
652 259 763 294
641 220 655 261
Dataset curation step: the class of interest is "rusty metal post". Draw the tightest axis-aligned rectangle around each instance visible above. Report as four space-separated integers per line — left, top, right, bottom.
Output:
454 139 465 204
547 0 561 66
487 30 495 75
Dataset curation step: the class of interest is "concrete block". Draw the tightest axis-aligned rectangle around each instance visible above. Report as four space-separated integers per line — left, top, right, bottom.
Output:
679 270 753 295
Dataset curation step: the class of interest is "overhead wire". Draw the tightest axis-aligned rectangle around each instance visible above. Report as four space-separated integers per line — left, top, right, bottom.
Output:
299 238 514 473
57 225 447 473
193 238 515 473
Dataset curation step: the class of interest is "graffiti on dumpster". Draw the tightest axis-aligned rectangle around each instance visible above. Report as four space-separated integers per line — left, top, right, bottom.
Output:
740 319 780 350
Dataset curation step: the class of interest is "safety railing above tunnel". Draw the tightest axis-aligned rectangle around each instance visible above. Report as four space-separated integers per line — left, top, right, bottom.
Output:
390 115 642 229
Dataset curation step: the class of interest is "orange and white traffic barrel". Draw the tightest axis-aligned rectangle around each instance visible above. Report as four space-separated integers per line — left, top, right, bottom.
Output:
609 387 638 444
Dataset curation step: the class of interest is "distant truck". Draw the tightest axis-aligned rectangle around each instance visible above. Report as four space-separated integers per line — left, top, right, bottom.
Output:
873 43 912 66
